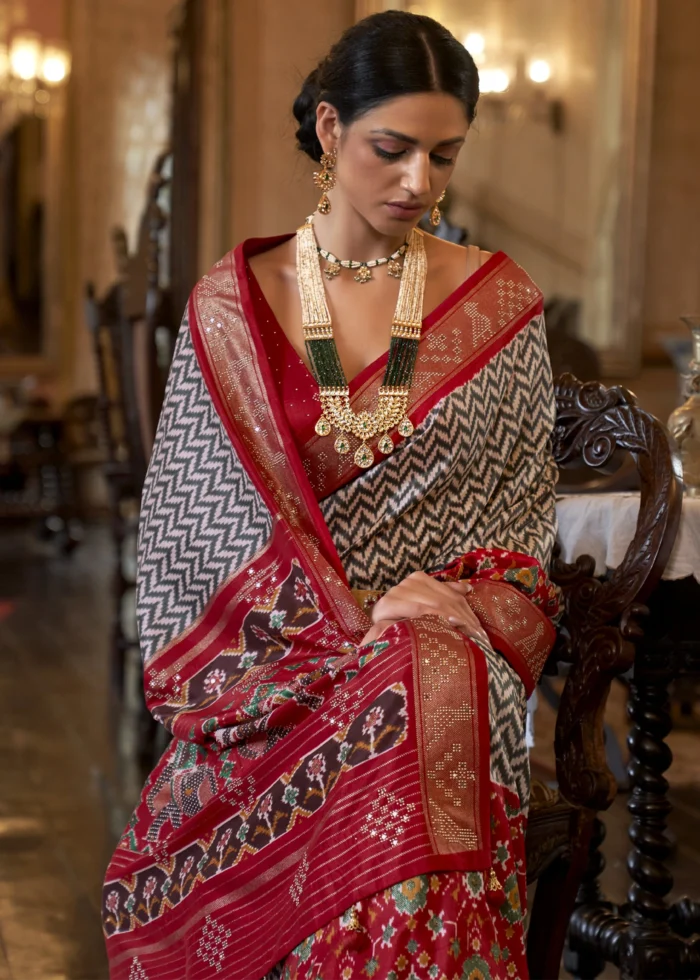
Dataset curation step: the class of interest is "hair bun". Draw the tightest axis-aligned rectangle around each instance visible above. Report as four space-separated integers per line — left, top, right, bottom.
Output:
293 67 324 162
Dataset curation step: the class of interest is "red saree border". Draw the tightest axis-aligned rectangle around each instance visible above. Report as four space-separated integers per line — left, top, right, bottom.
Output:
410 616 490 859
467 580 556 697
188 273 365 646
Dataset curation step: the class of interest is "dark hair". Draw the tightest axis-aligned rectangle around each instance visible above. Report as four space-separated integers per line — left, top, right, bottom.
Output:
293 11 479 162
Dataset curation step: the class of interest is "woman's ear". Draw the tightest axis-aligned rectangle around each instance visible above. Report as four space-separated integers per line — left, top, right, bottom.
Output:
315 101 341 155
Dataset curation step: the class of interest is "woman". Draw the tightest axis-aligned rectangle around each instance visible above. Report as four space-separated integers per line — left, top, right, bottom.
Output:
103 11 560 979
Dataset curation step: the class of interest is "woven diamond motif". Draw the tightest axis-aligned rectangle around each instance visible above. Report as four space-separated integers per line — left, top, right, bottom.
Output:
196 915 233 973
129 957 149 980
360 786 416 846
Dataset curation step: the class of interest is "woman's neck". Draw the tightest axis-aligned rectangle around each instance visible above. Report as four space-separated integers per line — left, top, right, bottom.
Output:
311 196 410 261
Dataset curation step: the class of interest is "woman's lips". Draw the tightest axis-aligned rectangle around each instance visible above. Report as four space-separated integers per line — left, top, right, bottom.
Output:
385 202 426 220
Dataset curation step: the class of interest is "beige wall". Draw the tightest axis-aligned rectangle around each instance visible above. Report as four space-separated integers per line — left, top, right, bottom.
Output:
196 0 355 272
62 0 177 400
361 0 656 375
229 0 356 247
642 0 700 353
58 0 355 396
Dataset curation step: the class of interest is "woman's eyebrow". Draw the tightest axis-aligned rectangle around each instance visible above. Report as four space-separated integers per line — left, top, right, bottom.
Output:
369 127 465 146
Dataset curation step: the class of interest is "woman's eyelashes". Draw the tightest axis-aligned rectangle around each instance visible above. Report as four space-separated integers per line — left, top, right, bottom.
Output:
372 145 455 167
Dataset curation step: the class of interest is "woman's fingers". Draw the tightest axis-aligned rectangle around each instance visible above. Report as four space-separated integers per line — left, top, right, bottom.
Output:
359 619 400 647
373 578 474 626
373 594 465 625
367 572 490 647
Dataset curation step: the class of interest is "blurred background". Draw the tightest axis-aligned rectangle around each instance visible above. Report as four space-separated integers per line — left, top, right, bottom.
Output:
0 0 699 977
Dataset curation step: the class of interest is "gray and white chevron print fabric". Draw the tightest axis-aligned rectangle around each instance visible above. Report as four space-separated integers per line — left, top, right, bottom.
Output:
320 314 557 592
136 313 273 663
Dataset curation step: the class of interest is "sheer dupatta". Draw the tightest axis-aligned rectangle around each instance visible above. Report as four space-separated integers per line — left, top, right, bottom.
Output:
102 242 560 980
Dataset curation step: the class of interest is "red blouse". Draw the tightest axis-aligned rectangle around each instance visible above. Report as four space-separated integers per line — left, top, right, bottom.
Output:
244 236 403 456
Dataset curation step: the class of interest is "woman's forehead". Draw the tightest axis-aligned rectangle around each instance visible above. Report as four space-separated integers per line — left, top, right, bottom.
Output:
353 92 469 140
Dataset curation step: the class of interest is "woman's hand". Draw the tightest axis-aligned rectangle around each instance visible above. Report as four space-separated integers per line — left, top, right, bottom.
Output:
359 570 490 647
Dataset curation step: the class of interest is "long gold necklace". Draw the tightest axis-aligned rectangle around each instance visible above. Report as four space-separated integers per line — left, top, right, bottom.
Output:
296 215 427 469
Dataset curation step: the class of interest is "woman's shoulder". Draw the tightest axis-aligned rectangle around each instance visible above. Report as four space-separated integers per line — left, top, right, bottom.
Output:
246 235 296 279
422 233 493 277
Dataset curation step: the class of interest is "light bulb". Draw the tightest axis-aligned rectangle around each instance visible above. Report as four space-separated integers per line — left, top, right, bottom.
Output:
528 59 551 84
464 32 485 57
41 47 70 84
479 69 510 94
9 32 41 81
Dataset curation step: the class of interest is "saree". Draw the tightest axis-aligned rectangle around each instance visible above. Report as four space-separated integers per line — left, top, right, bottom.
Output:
103 236 561 980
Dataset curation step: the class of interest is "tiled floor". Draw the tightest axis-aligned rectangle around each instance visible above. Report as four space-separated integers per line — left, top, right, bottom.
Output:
0 526 118 980
1 523 699 979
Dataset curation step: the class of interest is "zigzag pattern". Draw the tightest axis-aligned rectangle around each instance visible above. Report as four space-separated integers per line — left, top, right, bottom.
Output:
136 314 273 662
484 647 529 805
320 316 557 592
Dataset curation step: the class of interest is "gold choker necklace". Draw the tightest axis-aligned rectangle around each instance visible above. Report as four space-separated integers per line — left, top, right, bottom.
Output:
296 215 427 469
316 241 408 283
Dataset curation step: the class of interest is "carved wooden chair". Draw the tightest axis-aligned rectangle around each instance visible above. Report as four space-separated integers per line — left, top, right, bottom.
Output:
524 375 682 978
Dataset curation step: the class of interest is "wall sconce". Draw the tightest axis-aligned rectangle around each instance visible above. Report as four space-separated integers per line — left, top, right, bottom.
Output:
466 36 565 134
0 29 71 121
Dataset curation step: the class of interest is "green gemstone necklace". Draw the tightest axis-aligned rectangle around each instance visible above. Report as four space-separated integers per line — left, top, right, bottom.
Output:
296 215 427 469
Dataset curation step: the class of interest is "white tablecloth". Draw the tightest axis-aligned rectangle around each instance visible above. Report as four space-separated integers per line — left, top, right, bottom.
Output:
555 492 700 582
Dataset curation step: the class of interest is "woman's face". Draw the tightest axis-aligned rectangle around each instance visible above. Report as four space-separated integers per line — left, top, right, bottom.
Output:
319 92 469 235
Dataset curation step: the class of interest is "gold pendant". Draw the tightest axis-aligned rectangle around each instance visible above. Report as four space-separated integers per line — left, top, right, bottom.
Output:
323 261 341 280
356 412 374 438
397 417 414 438
317 192 331 215
378 434 394 455
334 434 351 454
315 415 331 437
354 444 374 468
387 259 403 279
354 265 372 284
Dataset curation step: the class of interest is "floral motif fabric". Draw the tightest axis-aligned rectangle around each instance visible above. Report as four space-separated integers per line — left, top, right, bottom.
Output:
279 784 527 980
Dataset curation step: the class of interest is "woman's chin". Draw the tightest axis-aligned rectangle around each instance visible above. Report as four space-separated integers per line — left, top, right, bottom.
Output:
370 210 422 237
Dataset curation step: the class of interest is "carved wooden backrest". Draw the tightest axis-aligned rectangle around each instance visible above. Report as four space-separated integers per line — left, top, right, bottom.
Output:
550 374 682 811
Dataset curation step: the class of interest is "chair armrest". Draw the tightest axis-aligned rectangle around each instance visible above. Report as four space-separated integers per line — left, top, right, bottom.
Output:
549 375 682 810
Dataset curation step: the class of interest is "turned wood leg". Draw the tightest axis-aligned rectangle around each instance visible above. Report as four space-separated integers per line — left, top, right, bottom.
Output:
621 675 681 979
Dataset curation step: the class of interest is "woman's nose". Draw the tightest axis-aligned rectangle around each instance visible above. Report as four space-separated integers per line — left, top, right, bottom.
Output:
401 153 432 200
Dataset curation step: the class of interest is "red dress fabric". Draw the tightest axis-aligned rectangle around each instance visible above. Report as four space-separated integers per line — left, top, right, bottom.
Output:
247 254 535 980
101 238 557 980
244 254 319 454
280 784 529 980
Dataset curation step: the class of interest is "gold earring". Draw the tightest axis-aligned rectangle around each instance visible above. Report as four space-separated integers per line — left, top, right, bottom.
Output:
313 149 337 214
430 190 446 227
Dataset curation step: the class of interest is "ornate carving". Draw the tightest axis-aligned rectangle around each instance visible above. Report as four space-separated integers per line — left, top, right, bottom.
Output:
550 375 682 811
